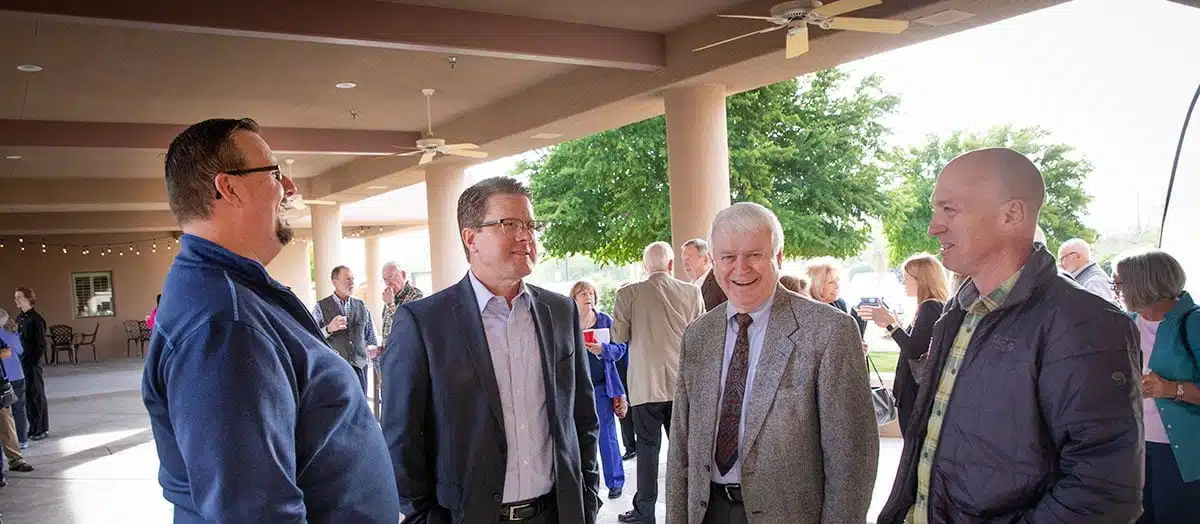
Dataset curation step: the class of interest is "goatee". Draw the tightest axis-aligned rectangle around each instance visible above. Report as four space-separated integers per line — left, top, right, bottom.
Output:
276 221 295 245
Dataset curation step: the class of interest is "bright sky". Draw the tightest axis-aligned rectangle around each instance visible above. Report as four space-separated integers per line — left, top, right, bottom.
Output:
466 0 1200 237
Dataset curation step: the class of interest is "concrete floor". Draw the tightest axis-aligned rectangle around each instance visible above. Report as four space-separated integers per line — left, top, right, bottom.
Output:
0 358 902 523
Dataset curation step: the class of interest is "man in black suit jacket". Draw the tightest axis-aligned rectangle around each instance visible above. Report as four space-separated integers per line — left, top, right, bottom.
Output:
681 238 727 311
381 176 601 524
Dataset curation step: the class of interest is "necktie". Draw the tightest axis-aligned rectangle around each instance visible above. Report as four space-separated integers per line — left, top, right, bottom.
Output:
715 313 753 476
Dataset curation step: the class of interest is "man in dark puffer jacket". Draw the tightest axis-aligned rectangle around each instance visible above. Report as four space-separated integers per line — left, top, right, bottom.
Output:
879 148 1143 523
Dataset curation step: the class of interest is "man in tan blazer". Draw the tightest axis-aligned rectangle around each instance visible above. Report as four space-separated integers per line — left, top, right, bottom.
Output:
614 241 706 524
666 203 879 524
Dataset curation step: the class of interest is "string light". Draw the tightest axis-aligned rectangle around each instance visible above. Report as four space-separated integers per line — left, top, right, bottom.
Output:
0 234 180 256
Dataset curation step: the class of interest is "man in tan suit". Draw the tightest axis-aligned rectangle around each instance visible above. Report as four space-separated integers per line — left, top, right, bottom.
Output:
681 238 728 312
666 202 879 523
614 241 706 524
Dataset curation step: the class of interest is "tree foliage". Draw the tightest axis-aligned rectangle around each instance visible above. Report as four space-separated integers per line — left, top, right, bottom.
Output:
519 68 900 265
881 125 1098 265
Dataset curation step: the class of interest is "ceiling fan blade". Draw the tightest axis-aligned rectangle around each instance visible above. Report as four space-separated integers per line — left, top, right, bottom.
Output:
694 26 784 52
396 150 426 156
443 149 489 159
369 152 404 161
811 0 881 18
717 14 781 21
391 145 422 150
785 25 809 58
418 152 436 165
826 16 908 34
442 143 479 150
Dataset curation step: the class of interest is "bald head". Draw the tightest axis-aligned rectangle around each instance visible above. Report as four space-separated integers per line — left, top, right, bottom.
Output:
929 147 1047 292
942 147 1045 226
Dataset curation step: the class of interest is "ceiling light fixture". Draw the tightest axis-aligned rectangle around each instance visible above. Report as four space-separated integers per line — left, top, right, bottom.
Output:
4 155 21 160
335 82 357 89
16 64 42 73
366 185 388 190
531 133 562 139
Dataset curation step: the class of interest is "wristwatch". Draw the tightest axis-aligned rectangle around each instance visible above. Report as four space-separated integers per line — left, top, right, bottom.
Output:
1176 382 1186 402
886 324 898 334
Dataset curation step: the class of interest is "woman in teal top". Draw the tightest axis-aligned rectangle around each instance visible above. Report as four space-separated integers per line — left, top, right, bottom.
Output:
1113 248 1200 523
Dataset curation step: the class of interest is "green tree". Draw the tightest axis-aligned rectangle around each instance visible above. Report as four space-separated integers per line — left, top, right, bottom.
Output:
881 126 1098 265
518 68 900 265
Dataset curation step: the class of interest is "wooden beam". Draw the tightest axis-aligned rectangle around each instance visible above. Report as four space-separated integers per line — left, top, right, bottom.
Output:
0 0 665 71
0 120 417 155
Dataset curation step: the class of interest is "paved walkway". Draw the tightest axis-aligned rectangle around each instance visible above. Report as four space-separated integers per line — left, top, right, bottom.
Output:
0 358 902 523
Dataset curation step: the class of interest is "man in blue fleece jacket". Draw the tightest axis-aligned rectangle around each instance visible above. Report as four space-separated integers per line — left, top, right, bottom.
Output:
142 118 399 523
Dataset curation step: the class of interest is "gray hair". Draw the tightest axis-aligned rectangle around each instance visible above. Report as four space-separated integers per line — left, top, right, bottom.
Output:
1058 238 1091 257
682 238 710 257
0 308 8 329
643 241 674 273
1114 248 1186 310
382 261 400 276
710 202 784 255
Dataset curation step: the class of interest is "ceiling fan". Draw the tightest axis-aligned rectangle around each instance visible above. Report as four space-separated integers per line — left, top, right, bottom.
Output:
694 0 909 59
378 88 490 165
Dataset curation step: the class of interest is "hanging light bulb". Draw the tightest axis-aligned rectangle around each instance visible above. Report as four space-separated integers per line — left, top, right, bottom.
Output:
119 251 124 256
18 238 23 243
100 251 105 256
129 245 134 252
107 248 112 253
136 250 141 256
61 247 67 254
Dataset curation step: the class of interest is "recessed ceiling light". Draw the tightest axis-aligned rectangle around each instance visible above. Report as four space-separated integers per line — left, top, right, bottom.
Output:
4 155 21 160
366 185 388 190
16 64 42 73
335 82 357 89
531 133 563 139
914 9 975 26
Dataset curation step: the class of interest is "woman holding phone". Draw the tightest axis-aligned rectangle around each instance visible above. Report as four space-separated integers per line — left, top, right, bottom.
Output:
860 254 950 438
571 279 629 500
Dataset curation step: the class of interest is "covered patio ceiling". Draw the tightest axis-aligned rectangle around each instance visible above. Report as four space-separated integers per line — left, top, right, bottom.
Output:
0 0 1066 236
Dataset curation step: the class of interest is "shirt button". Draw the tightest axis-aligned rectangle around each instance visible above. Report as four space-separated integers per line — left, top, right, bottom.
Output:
520 425 526 430
1168 425 1173 429
922 452 929 458
494 493 502 502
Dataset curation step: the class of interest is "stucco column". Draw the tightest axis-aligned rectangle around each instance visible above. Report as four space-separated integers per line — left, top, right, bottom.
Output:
665 84 731 280
425 164 470 292
364 235 384 340
266 239 314 306
310 203 343 300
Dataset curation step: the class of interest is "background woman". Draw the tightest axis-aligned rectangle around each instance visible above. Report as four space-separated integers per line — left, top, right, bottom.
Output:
571 280 629 500
1112 248 1200 522
860 254 950 437
806 258 868 335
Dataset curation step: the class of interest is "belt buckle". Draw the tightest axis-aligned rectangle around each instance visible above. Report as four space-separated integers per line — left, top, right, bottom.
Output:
506 502 531 520
723 484 739 501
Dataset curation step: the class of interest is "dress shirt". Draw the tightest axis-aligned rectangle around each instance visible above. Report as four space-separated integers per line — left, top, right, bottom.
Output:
693 268 711 287
468 271 554 502
712 291 774 484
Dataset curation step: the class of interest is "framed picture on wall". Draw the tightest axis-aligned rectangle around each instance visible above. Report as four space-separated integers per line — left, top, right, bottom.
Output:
72 271 116 318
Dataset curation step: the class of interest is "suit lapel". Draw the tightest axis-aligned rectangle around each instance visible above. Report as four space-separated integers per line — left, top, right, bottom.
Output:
694 310 729 460
529 290 560 422
742 288 800 453
452 276 505 430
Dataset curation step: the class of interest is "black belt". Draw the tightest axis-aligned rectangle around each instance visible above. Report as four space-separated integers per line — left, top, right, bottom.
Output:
500 493 552 521
711 482 743 504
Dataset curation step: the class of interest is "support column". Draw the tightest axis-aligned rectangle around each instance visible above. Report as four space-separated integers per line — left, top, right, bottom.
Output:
364 235 384 340
665 84 731 280
311 203 343 299
265 238 314 306
425 163 471 292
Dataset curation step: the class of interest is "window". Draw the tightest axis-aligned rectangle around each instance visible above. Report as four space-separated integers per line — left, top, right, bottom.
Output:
73 271 115 318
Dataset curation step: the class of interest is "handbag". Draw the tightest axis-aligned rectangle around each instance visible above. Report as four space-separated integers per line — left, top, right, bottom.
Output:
866 353 898 426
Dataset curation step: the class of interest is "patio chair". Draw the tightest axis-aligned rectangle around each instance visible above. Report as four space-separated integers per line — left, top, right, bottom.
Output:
48 324 77 364
123 320 143 357
74 323 100 361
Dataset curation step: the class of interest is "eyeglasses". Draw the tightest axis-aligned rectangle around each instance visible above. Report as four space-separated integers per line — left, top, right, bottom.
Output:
1110 280 1122 291
226 165 283 180
477 218 546 235
215 165 284 199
